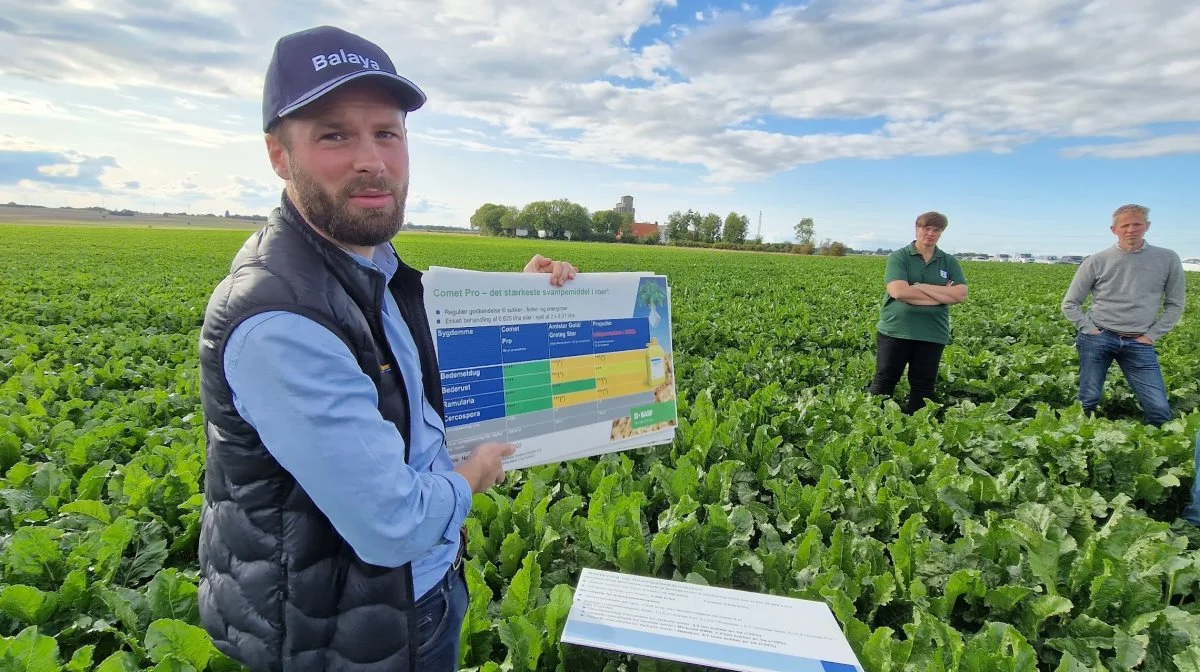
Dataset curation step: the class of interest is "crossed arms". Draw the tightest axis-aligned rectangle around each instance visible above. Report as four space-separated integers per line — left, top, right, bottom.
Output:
887 280 969 306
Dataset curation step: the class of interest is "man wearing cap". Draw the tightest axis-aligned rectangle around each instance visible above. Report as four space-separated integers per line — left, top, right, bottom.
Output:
196 26 577 672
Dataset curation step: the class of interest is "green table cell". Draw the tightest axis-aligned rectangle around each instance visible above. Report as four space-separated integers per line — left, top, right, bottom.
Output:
503 360 552 378
551 378 597 395
504 384 552 405
506 397 554 416
504 370 552 390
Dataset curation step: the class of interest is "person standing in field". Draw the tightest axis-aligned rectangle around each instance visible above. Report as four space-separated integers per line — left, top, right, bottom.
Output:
1061 203 1185 427
1184 432 1200 529
195 25 577 672
868 212 969 413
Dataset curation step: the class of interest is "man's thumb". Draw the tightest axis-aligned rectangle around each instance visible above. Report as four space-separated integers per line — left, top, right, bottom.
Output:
501 443 517 457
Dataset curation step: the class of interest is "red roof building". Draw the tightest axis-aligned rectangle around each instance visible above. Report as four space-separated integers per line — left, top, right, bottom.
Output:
621 221 661 240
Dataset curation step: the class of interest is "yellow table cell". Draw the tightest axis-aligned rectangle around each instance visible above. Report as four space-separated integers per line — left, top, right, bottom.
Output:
551 355 597 374
593 350 645 366
596 370 648 389
553 389 599 408
595 359 644 378
550 359 597 384
551 368 594 384
597 379 653 398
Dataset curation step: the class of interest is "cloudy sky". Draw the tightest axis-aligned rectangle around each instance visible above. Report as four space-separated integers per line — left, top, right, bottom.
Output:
2 0 1198 256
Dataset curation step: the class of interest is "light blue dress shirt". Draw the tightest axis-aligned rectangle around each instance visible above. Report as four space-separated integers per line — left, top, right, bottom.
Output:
222 242 472 600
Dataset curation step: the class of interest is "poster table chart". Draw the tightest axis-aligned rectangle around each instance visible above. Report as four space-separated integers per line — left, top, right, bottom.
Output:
436 317 671 454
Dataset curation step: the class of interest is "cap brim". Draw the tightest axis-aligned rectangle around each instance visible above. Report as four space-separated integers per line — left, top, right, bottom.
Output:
274 70 426 123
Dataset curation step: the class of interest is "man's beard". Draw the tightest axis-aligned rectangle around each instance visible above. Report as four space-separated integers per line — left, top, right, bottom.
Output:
288 159 407 247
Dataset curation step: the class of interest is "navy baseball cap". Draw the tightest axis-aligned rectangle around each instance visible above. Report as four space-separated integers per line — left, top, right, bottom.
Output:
262 25 426 133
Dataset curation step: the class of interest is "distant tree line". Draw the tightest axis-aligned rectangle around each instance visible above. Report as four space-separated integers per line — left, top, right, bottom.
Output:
470 199 851 256
665 213 849 256
470 199 660 244
405 224 473 233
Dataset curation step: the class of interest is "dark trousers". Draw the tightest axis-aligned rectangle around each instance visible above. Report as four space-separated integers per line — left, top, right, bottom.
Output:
869 333 946 414
413 563 469 671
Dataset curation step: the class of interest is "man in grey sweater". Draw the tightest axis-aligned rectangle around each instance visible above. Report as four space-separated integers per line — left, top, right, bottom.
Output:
1061 203 1186 427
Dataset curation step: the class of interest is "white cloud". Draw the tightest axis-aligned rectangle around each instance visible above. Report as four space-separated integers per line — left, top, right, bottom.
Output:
215 175 278 205
74 105 260 148
611 181 734 195
408 131 529 157
37 163 81 178
1 0 1197 200
406 192 459 215
0 134 60 152
0 93 79 119
1062 134 1200 159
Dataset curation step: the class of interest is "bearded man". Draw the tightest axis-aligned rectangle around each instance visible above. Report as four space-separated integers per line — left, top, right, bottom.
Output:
196 25 576 672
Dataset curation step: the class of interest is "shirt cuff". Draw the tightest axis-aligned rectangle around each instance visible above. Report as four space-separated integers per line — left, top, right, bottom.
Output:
438 471 474 545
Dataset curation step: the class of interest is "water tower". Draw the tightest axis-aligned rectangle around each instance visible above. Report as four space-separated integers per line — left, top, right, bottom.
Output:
614 195 635 221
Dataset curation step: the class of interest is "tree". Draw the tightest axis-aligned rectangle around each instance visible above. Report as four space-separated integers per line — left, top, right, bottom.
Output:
820 241 848 257
498 206 520 235
593 210 625 237
794 217 815 245
686 210 705 241
518 201 553 237
548 198 591 240
470 203 509 236
698 212 722 243
722 212 749 244
665 210 691 243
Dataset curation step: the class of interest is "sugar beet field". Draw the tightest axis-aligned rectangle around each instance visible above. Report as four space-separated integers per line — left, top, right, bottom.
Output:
3 224 1200 671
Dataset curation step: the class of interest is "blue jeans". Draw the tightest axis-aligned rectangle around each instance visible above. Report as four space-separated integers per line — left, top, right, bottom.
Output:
414 564 469 671
1076 330 1171 426
1185 433 1200 526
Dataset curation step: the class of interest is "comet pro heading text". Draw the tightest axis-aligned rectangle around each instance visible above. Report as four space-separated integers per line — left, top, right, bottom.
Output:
431 287 607 299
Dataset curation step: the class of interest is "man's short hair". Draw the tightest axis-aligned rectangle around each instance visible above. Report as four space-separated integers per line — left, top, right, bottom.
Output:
1112 204 1150 223
269 119 294 150
915 211 948 230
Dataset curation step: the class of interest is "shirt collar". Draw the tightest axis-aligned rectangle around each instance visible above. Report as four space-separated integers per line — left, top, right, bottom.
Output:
344 243 400 283
1114 241 1147 253
907 242 942 259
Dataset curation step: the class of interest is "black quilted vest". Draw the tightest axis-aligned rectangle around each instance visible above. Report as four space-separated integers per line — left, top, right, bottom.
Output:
196 192 446 671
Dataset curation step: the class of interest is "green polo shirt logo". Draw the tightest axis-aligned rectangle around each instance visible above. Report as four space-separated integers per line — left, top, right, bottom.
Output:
876 243 967 345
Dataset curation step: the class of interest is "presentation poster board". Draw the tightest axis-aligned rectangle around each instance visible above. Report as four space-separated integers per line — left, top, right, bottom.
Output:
424 267 676 470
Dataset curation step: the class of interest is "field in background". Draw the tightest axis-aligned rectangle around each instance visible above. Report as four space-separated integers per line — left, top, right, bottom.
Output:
3 224 1200 670
0 206 266 230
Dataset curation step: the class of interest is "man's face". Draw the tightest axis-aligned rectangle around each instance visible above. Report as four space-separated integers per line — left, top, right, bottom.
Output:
1111 211 1149 248
916 223 944 247
267 81 410 247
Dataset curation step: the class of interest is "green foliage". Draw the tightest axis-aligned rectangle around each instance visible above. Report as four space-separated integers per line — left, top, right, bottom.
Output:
470 203 513 235
722 212 749 245
795 217 815 244
2 226 1200 671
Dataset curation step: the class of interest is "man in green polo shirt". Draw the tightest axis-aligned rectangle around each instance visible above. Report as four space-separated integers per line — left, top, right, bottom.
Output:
868 211 969 413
